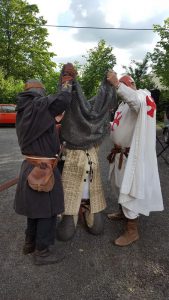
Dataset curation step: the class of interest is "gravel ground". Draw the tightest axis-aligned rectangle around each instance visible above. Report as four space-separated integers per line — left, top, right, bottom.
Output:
0 127 169 300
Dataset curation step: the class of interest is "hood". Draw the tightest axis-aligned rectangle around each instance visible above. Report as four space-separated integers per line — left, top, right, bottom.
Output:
16 91 43 112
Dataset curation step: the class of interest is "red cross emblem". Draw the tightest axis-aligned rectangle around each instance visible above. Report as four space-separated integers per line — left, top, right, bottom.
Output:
146 96 156 118
111 111 122 130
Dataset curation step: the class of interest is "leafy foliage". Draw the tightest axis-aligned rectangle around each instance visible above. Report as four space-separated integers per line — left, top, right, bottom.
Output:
151 18 169 88
0 0 56 81
150 18 169 120
80 40 116 98
156 89 169 121
0 69 23 103
122 53 155 90
43 69 60 95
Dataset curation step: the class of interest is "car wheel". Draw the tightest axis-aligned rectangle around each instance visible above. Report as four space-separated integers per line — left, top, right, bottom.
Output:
163 128 169 144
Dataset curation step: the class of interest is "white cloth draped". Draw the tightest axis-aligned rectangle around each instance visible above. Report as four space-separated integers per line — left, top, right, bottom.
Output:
110 85 163 216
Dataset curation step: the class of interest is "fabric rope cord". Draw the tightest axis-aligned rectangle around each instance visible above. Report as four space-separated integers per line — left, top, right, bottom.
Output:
107 144 130 169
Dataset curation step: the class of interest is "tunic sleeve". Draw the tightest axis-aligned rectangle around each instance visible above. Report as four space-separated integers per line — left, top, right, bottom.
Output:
117 83 141 113
47 91 72 117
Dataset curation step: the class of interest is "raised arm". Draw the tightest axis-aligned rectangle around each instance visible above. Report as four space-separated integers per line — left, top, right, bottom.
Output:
48 63 77 117
107 71 141 113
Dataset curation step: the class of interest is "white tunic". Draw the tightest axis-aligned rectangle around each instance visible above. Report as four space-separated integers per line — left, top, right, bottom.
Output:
109 83 163 216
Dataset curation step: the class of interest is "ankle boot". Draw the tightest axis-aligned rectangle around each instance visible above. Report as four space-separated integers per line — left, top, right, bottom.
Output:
114 218 139 246
33 248 65 265
23 237 35 255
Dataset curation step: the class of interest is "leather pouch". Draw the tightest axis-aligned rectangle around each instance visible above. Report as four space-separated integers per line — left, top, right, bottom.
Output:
27 162 55 192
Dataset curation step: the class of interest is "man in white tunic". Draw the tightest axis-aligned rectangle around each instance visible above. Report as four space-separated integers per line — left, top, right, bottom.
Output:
106 71 164 246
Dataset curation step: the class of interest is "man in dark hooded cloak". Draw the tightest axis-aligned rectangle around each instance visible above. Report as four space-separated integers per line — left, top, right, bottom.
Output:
14 63 77 265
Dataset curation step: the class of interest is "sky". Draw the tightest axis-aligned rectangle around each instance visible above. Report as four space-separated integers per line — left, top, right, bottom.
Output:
28 0 169 75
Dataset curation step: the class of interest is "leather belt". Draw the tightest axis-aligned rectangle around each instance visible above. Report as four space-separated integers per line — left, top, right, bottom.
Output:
107 144 130 170
25 156 57 169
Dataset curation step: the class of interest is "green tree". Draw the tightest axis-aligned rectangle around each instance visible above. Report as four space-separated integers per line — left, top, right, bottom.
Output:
43 69 60 95
80 40 116 98
150 18 169 121
151 18 169 88
122 53 155 90
0 68 23 103
156 89 169 121
0 0 56 81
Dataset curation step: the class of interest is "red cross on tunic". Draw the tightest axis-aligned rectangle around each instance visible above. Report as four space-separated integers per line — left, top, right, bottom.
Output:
111 111 122 130
146 96 156 118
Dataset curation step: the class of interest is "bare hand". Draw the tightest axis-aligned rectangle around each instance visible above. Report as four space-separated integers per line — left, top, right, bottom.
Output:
107 71 120 88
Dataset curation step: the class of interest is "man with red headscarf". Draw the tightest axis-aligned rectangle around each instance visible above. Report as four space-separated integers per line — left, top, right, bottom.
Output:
106 71 163 246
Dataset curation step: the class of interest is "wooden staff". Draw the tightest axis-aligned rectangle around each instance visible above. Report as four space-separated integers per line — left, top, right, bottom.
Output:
0 177 19 192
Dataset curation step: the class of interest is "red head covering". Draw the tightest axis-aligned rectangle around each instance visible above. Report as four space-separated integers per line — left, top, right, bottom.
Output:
119 75 135 88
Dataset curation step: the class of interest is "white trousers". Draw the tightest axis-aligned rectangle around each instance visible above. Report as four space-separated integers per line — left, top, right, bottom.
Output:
122 206 138 219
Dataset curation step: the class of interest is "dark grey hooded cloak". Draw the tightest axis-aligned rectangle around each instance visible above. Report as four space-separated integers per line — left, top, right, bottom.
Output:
14 82 72 218
60 77 117 149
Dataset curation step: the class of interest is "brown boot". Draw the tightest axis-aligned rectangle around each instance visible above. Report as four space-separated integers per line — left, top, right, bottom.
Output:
23 237 35 255
114 218 139 246
33 248 65 265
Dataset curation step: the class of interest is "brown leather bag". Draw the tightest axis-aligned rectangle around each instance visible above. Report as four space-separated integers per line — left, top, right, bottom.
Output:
26 143 66 192
27 162 55 192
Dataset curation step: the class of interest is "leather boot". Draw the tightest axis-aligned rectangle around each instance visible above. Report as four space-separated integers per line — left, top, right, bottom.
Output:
33 248 65 265
114 218 139 246
23 237 35 255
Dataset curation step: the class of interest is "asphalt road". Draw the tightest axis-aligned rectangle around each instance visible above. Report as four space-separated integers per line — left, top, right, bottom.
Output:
0 127 169 300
